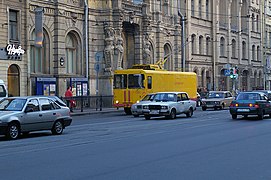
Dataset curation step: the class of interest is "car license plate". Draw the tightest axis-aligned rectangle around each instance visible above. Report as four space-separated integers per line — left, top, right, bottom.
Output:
150 110 159 114
237 109 250 112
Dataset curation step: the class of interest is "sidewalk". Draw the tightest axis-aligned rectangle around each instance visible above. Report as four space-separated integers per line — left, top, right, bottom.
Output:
70 108 122 116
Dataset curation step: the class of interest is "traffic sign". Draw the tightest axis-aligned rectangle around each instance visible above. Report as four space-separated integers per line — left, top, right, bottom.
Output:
95 52 103 62
224 69 230 76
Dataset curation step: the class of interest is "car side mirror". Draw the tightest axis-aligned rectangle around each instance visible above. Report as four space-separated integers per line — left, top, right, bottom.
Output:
25 106 34 113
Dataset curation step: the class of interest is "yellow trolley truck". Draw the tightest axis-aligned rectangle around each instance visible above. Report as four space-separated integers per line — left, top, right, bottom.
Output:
113 64 198 114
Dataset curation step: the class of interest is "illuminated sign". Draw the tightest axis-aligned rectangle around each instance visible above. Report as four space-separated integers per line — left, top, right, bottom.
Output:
6 44 25 56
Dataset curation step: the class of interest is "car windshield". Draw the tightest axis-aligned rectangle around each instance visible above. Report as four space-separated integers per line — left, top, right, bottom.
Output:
237 93 260 100
0 98 27 111
141 94 155 101
207 92 224 98
153 93 176 102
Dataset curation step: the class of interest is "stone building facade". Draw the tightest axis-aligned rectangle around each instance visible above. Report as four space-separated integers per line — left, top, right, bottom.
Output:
0 0 269 97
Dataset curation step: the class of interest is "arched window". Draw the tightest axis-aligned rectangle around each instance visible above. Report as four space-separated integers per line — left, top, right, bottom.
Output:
232 39 236 58
199 36 203 54
252 14 255 32
30 29 50 74
242 41 246 59
256 15 259 32
206 0 209 19
206 37 211 55
191 0 195 16
164 43 173 71
198 0 202 18
257 46 260 61
252 45 255 60
220 37 225 56
191 34 196 54
66 32 82 74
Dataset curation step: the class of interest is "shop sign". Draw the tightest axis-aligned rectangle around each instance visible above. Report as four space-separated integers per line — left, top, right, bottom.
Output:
6 44 25 56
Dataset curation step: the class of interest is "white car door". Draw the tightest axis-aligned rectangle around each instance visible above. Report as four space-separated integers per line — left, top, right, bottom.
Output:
176 93 186 113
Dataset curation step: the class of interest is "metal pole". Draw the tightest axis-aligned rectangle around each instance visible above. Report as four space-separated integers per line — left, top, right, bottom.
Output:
178 10 186 72
84 0 89 91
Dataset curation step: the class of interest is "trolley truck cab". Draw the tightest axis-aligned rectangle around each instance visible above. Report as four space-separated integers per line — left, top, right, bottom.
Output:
113 64 197 115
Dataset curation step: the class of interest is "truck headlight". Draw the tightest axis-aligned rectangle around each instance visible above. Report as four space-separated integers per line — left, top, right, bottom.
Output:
116 100 119 104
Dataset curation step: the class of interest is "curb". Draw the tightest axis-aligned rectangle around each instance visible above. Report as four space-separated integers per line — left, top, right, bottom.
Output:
71 109 122 117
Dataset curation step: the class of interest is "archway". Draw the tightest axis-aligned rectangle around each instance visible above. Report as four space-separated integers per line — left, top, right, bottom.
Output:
8 64 20 96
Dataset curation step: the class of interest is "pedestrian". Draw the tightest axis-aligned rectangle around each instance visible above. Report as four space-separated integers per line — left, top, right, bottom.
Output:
65 86 74 112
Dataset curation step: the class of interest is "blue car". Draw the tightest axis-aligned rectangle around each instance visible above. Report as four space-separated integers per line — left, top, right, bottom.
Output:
229 92 271 120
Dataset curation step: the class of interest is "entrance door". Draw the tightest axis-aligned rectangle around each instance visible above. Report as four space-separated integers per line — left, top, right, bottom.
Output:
8 64 20 96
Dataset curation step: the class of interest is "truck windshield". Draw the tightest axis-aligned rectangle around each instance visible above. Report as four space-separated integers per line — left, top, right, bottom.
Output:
114 74 127 89
128 74 144 89
113 74 144 89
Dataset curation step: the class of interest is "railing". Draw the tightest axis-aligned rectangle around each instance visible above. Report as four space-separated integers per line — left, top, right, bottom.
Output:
62 95 114 112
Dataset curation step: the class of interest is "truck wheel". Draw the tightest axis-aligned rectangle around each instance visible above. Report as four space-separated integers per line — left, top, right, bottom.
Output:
124 107 132 115
144 115 151 120
6 122 20 140
186 108 193 118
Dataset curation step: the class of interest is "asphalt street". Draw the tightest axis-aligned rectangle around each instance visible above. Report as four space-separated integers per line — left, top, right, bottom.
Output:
1 108 271 180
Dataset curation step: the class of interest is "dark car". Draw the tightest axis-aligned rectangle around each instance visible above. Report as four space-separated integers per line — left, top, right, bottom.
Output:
253 90 271 100
229 92 271 120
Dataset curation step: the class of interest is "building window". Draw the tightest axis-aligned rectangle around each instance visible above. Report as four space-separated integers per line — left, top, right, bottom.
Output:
198 0 202 18
257 46 260 61
66 32 82 74
199 36 203 54
191 34 196 54
220 37 225 56
206 0 209 19
30 30 50 74
251 13 255 32
252 45 255 60
256 15 259 32
206 37 210 55
191 0 195 16
232 39 236 58
242 41 246 59
9 10 19 41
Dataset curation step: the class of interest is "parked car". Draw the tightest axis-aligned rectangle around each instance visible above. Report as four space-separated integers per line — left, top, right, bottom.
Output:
196 92 202 107
131 93 156 117
201 91 234 111
142 92 196 120
48 96 67 107
229 92 271 120
0 96 72 139
253 90 271 100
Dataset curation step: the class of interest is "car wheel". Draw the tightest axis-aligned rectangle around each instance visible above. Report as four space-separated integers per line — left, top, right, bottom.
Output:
51 121 64 135
232 114 237 119
6 122 20 140
258 111 264 120
214 107 218 110
220 104 224 110
202 107 207 111
144 115 151 120
133 114 139 117
186 108 193 118
169 109 176 119
243 115 248 118
269 114 271 118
